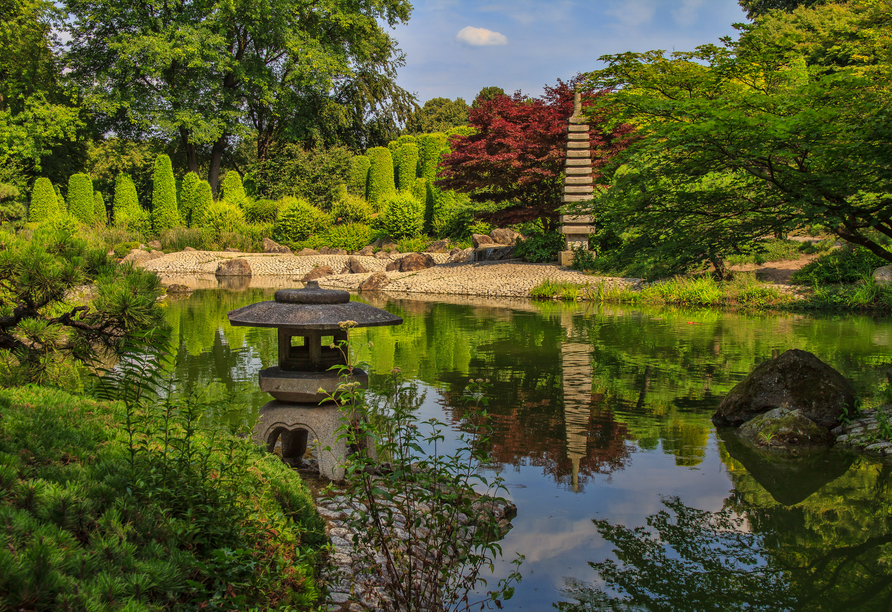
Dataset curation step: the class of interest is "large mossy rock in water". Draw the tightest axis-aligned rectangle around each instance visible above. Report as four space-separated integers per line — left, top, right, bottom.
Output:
712 349 855 429
737 407 834 452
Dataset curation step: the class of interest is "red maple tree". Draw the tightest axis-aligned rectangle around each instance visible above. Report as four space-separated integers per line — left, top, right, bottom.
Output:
435 77 634 230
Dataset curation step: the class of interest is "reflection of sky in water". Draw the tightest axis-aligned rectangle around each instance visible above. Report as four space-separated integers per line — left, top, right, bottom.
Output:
159 290 892 611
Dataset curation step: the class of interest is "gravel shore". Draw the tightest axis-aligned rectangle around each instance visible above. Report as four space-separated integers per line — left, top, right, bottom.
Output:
141 250 641 298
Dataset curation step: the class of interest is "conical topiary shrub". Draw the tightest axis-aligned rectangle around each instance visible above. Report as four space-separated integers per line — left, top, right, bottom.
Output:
397 143 419 192
29 177 61 223
113 173 151 235
180 171 200 227
93 191 106 227
191 180 214 228
418 133 449 182
220 171 248 206
366 147 395 208
67 173 94 225
151 154 181 233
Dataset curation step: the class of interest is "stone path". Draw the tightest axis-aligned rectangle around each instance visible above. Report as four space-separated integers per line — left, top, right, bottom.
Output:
141 250 640 298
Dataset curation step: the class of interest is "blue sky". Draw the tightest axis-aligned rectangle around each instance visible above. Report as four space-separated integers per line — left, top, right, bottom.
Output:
388 0 751 104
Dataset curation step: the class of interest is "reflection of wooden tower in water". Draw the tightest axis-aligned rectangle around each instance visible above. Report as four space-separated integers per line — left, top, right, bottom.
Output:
561 311 593 492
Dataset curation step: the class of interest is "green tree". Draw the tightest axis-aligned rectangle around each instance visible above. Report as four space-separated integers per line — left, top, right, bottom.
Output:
28 176 59 223
0 183 25 227
92 191 106 227
67 173 94 225
472 86 506 108
249 143 351 208
64 0 414 193
404 97 469 134
179 171 201 227
739 0 831 19
348 154 372 197
193 180 215 226
151 154 180 233
418 133 449 183
220 171 247 205
583 0 892 275
366 146 396 207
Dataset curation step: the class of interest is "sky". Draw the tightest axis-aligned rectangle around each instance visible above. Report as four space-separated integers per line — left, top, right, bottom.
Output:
387 0 751 104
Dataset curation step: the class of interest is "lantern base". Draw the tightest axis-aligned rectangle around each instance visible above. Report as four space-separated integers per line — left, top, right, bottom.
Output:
252 400 376 482
259 366 368 403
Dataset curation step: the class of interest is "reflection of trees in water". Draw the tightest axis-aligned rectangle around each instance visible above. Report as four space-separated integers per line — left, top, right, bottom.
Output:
556 460 892 612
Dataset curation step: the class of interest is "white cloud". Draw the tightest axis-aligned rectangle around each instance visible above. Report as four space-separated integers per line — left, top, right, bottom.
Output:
456 26 509 46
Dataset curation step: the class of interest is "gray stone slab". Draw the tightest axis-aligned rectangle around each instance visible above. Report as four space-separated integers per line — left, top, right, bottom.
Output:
563 194 594 202
568 124 588 132
567 150 591 158
561 215 594 223
569 117 587 125
560 225 596 234
565 158 591 167
565 176 594 185
564 185 594 194
568 133 589 140
565 167 592 175
228 300 402 330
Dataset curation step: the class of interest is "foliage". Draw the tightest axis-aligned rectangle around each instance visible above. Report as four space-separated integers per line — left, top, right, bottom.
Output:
327 330 522 611
28 176 60 223
418 132 449 183
437 79 633 230
724 238 817 266
92 191 106 227
220 170 248 206
0 225 164 388
570 246 598 272
249 143 351 208
404 97 470 134
192 179 215 227
395 142 419 192
331 193 374 225
0 183 25 228
84 138 167 209
112 173 150 236
530 280 581 301
64 0 414 191
583 1 892 274
66 173 94 225
472 86 506 108
367 146 396 207
379 192 423 239
513 229 565 263
244 198 280 224
179 171 201 227
739 0 827 18
194 199 246 242
317 222 374 252
151 154 180 233
112 240 139 258
273 197 331 245
348 154 372 197
792 245 889 285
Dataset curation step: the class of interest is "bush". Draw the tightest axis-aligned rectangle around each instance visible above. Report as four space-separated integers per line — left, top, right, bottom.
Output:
244 198 280 224
514 229 565 263
93 191 107 227
221 170 247 205
792 245 889 285
331 193 374 225
249 143 351 208
29 177 61 223
0 184 25 228
367 146 396 207
273 197 331 245
195 199 246 239
179 171 201 226
379 192 424 239
112 240 140 258
418 132 449 182
151 154 181 233
67 173 95 225
113 173 151 235
192 179 214 225
396 142 419 192
348 154 371 197
317 222 374 251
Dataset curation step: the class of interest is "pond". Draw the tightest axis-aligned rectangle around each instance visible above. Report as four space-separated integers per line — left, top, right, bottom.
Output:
162 287 892 611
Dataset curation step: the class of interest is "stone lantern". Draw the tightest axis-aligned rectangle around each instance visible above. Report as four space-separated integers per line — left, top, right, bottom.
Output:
227 281 402 480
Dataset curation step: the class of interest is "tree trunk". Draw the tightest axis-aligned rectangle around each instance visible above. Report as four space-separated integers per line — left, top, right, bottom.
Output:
208 134 228 197
179 127 199 174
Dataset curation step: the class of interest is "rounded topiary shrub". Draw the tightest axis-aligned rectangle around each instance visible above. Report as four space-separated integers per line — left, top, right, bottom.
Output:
347 155 372 197
195 200 245 239
366 147 395 208
244 198 279 224
418 133 449 182
151 154 181 233
273 197 331 245
67 173 95 225
318 222 374 252
380 192 423 240
29 177 61 223
396 142 419 193
330 193 374 225
221 171 248 206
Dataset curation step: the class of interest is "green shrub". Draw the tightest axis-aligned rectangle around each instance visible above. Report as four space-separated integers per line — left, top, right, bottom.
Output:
112 240 140 258
244 198 279 224
317 222 374 251
0 183 25 228
195 199 245 239
235 222 274 252
249 143 351 208
159 227 212 252
151 154 181 233
380 192 424 239
792 245 888 285
514 229 565 263
179 171 201 226
93 191 106 227
67 173 95 225
331 193 374 225
418 132 449 182
273 197 331 245
113 173 151 235
396 142 419 192
348 154 372 197
221 170 248 206
53 183 65 211
367 146 396 207
446 125 476 138
28 177 60 223
192 179 214 224
412 177 428 202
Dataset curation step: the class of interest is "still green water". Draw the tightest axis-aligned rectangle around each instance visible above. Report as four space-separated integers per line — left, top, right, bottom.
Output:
163 288 892 611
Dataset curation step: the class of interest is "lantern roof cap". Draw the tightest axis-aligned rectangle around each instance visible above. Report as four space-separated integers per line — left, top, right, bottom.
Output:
227 281 402 330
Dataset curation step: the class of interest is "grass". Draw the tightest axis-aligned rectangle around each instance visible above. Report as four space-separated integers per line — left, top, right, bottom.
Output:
0 385 326 611
724 238 835 267
529 279 582 301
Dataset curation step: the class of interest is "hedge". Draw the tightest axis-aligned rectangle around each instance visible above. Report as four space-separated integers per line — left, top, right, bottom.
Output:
28 177 60 223
380 192 423 239
221 170 247 205
93 191 106 227
396 143 419 193
366 147 396 208
347 155 371 197
67 173 94 225
418 133 450 182
180 171 200 227
151 154 181 233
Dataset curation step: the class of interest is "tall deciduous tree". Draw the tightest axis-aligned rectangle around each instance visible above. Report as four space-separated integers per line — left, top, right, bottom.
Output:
404 97 469 134
64 0 414 194
739 0 830 19
436 80 633 230
584 0 892 273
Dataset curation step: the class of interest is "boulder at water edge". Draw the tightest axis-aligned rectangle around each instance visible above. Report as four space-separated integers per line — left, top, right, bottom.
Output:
737 407 834 452
359 272 390 291
301 266 333 282
385 252 436 272
712 349 855 429
263 237 291 254
342 257 368 274
215 258 252 276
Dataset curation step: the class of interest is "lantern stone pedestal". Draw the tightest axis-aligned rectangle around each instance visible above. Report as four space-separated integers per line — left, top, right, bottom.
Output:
228 281 402 481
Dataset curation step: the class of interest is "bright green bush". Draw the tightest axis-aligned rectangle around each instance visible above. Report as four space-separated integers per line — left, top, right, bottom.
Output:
514 229 565 263
195 199 245 239
412 177 428 203
179 171 201 226
367 147 396 207
112 240 140 258
67 173 95 225
331 193 374 225
192 179 214 224
244 198 279 224
446 125 476 138
792 245 888 285
0 184 25 228
28 177 60 223
380 192 424 239
273 197 331 245
93 191 106 227
113 173 151 235
249 143 351 208
160 227 213 252
151 154 181 233
221 170 248 205
318 222 374 252
397 142 419 192
348 155 372 197
418 132 449 182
